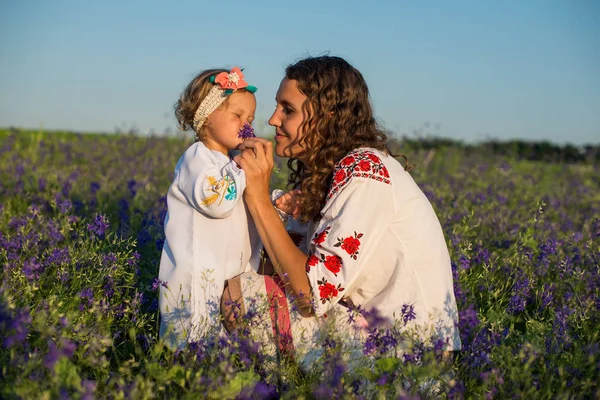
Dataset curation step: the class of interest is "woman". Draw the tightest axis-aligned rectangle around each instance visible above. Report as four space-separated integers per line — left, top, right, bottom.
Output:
227 55 461 354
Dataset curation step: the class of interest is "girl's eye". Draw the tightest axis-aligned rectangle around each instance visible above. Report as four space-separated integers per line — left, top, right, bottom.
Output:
283 107 294 114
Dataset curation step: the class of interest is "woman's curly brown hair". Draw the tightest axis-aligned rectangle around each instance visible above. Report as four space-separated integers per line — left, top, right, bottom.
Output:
285 56 392 222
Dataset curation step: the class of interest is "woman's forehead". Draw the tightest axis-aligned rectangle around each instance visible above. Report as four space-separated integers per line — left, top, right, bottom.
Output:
276 78 306 104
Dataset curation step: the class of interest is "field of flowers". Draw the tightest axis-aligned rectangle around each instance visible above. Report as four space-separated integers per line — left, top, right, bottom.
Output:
1 128 598 399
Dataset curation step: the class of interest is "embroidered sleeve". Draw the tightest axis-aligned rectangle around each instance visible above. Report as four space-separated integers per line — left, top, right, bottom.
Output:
177 156 246 219
305 150 394 316
327 150 391 202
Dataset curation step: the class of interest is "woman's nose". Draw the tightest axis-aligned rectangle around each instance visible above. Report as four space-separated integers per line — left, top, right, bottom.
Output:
268 110 280 127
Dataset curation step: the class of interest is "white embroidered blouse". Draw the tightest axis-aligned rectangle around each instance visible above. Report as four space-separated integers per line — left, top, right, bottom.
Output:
300 148 461 350
158 141 262 346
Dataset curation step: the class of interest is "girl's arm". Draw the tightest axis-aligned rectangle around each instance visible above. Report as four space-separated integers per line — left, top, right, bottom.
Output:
177 150 246 219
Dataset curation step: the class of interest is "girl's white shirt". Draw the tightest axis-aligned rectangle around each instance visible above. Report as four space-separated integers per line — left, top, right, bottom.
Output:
298 148 461 350
158 141 262 347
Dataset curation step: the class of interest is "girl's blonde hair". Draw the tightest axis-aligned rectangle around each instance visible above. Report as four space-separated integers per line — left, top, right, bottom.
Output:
175 68 252 142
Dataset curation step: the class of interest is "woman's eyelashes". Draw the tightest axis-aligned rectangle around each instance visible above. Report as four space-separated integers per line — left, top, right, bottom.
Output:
275 102 295 115
280 105 294 115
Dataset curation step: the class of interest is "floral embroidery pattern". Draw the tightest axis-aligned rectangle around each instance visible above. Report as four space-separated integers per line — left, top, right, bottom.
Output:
324 255 343 275
317 278 345 304
327 149 391 202
335 231 363 260
202 175 236 206
312 226 331 246
306 252 343 276
306 253 319 272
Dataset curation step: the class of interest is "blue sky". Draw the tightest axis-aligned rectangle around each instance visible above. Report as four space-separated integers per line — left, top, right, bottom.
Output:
1 0 598 144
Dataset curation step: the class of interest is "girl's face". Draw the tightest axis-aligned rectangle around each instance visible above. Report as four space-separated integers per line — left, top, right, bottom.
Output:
204 91 256 155
269 78 309 160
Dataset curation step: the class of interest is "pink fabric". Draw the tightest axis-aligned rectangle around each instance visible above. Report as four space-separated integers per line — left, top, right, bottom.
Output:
264 275 294 355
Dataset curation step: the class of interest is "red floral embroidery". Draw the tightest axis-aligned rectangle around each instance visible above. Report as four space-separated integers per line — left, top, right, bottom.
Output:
323 255 342 275
333 169 346 184
317 278 345 304
312 226 330 246
306 254 319 272
309 251 343 276
342 237 360 254
334 231 363 259
326 149 391 202
341 156 355 166
367 153 381 163
358 160 371 171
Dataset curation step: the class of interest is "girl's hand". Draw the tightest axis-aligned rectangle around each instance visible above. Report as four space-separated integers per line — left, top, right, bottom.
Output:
275 189 301 220
233 138 274 206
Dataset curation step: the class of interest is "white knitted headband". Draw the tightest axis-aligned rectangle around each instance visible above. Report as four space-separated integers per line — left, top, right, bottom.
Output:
192 67 257 132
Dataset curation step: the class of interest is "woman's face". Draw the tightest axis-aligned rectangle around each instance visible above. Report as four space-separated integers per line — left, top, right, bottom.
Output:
269 78 309 160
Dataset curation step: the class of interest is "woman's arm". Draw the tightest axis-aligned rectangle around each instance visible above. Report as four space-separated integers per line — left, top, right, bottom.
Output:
234 139 314 315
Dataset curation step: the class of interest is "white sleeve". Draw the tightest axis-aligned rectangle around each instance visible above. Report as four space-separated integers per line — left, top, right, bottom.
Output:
177 155 246 219
305 169 394 317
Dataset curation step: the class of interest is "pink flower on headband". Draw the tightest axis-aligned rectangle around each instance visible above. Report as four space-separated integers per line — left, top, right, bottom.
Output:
214 67 249 90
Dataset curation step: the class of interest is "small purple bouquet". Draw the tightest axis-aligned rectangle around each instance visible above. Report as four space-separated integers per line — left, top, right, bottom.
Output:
238 123 256 139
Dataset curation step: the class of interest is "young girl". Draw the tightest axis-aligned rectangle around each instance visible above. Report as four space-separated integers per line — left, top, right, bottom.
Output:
158 67 265 348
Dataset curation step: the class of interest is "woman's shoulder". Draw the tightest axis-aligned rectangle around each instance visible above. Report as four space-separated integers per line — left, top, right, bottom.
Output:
333 148 392 180
326 148 392 202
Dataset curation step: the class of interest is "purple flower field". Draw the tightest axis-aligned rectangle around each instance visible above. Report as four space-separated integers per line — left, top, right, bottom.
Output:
1 129 598 398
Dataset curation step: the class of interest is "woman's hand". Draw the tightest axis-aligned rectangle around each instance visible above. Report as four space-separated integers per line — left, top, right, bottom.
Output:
234 138 274 206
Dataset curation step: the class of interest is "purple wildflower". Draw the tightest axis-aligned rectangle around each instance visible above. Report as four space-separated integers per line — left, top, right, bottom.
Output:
58 270 70 283
46 247 71 266
81 380 97 400
3 307 32 347
151 278 168 291
361 307 388 327
401 303 417 324
90 182 101 194
87 214 109 238
507 294 526 314
23 257 43 281
540 283 554 310
458 253 470 270
507 277 531 314
251 382 278 399
238 123 256 139
593 218 600 238
103 252 118 266
38 178 47 191
44 338 76 369
127 251 141 266
458 304 480 346
79 288 94 310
